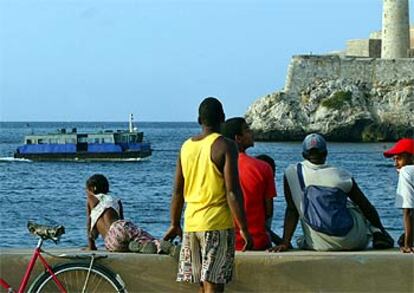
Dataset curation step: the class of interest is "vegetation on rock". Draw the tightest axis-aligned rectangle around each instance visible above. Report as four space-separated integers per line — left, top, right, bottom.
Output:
321 90 353 109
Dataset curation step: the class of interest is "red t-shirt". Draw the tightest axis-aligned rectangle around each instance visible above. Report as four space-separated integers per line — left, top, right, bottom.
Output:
235 153 277 250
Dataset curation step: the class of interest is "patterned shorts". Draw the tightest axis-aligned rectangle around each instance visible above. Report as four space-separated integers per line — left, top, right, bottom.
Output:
104 220 160 252
177 229 235 284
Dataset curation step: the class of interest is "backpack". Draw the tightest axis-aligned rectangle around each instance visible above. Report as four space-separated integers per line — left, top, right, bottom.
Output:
296 163 354 236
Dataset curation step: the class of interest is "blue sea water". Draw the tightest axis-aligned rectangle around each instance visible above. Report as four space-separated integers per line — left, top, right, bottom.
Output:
0 122 402 249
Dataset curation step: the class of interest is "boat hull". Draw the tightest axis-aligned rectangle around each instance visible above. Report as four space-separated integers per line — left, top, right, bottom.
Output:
13 149 152 162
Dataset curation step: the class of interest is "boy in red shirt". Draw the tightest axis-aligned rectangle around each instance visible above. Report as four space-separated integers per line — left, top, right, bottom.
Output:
222 117 277 250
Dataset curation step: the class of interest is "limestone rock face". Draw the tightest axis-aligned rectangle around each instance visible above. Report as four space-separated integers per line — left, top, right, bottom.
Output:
245 79 414 141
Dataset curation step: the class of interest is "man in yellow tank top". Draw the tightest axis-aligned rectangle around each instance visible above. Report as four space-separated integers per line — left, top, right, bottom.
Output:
164 97 252 292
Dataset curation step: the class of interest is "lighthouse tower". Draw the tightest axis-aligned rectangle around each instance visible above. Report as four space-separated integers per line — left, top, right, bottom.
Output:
381 0 410 58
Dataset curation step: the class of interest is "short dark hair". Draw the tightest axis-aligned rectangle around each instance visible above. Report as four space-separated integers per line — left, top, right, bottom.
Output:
198 97 225 127
221 117 246 140
302 149 328 163
86 174 109 194
256 154 276 175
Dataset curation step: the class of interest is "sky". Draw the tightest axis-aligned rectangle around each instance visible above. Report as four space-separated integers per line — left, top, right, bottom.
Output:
0 0 413 122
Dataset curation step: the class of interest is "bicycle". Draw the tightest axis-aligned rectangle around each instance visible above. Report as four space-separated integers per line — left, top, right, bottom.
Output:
0 221 128 293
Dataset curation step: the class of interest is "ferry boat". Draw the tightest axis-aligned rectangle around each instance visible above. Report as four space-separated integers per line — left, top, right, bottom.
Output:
14 114 152 161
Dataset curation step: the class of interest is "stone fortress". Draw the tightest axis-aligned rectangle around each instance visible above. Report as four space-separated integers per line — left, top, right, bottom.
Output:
246 0 414 142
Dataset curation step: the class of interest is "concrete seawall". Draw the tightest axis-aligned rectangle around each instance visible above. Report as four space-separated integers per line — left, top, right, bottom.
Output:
1 248 413 292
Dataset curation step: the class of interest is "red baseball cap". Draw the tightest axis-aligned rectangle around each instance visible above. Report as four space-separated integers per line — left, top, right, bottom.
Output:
383 138 414 158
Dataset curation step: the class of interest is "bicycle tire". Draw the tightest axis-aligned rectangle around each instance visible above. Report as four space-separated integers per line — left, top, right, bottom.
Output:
28 262 127 293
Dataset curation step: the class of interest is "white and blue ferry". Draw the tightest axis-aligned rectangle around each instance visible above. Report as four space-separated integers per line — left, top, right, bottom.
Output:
14 114 152 161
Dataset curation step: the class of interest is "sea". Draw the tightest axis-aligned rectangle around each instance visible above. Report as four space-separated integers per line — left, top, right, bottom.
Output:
0 122 402 249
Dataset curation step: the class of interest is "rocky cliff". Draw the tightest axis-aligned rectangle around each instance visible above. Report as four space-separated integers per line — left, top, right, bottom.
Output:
245 56 414 142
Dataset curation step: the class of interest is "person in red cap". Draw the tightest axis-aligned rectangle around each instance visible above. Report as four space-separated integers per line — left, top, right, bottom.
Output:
384 138 414 253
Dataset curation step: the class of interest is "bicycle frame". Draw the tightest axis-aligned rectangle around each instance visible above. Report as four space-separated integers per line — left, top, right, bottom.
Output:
0 238 66 293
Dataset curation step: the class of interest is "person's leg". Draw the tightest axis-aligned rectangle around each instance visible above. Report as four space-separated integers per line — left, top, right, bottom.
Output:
202 281 224 293
372 230 394 249
126 221 158 253
177 232 202 283
199 229 235 288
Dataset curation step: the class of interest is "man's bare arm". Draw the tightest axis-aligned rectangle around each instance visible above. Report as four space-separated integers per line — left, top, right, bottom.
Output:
265 198 273 221
118 200 124 220
164 155 184 241
86 202 97 250
269 175 298 252
348 178 385 231
221 138 252 250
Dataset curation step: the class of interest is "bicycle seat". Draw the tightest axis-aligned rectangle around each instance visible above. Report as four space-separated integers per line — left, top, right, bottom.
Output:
27 221 65 242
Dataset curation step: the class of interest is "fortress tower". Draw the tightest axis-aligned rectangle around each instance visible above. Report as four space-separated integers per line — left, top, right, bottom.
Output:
381 0 410 58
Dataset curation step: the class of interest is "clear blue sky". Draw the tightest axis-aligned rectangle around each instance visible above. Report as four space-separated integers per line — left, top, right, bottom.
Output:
0 0 413 122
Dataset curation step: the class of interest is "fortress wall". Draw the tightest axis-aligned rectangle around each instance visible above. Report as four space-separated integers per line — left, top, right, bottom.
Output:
284 55 414 94
284 55 340 93
346 40 371 57
346 39 381 58
375 58 414 81
339 58 376 82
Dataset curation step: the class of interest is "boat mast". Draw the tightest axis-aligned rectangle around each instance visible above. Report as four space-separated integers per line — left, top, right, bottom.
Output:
129 113 134 132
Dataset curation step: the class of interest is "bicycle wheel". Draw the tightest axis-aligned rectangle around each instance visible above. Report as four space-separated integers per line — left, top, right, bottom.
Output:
28 262 127 293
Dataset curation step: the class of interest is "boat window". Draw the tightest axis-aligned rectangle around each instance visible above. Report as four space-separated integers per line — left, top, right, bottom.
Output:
103 137 113 143
26 139 32 144
129 136 136 143
38 139 44 144
95 138 100 143
114 135 126 143
78 137 88 143
50 139 58 144
65 138 76 144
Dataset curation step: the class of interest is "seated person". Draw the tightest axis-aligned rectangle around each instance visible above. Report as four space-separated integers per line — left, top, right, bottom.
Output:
383 138 414 253
222 118 279 250
270 133 394 252
86 173 177 255
256 154 287 247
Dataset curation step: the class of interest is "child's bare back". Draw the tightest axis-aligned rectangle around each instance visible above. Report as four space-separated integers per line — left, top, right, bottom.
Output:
85 174 179 256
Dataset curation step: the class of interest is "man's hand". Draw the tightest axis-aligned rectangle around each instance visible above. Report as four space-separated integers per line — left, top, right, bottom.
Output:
239 229 253 251
268 242 290 253
163 225 183 242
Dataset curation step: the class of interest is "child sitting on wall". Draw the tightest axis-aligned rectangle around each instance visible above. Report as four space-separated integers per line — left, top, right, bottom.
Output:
255 154 290 248
86 173 178 255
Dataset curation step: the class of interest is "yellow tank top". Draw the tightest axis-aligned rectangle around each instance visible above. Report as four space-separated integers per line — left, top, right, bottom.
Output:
180 132 233 232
